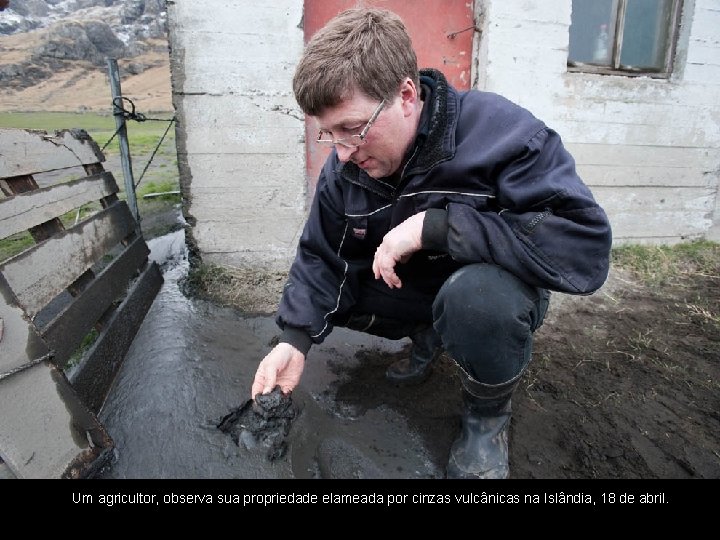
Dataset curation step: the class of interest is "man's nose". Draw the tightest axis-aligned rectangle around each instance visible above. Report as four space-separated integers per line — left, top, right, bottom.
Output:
335 144 356 162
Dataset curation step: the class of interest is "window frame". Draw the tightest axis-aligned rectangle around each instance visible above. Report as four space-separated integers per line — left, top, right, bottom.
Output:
567 0 684 79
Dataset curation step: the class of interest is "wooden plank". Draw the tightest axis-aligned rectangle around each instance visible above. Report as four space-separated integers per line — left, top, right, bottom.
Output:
1 174 67 243
0 128 105 178
0 172 119 240
70 261 163 414
0 273 51 377
0 201 137 318
41 237 150 368
0 360 114 479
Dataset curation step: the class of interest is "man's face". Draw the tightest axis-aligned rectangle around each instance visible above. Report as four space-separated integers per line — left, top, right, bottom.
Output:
314 81 419 179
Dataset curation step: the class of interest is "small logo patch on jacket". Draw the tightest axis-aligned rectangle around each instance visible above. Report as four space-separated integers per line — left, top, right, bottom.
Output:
352 228 367 239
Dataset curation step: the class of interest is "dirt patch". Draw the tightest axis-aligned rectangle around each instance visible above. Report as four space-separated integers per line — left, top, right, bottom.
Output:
507 266 720 479
182 263 287 315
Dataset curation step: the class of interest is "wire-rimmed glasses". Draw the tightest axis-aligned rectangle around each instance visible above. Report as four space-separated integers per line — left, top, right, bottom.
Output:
316 99 386 148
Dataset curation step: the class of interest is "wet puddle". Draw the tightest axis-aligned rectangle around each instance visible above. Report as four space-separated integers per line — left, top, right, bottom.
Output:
97 227 443 479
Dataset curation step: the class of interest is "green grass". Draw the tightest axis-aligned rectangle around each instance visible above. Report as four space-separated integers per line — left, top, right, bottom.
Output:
0 111 176 155
0 111 117 131
0 232 35 263
611 239 720 286
137 180 181 201
65 328 100 371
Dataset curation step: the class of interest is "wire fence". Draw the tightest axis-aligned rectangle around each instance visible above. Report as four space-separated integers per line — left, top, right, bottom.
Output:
101 96 177 189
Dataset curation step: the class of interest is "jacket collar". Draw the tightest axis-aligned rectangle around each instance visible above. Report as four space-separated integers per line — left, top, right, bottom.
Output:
409 68 456 173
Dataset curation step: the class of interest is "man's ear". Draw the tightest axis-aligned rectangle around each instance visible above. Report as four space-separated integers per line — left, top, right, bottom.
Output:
399 77 419 116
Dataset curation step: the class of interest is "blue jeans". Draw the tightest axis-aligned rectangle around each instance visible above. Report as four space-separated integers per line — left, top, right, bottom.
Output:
338 263 550 385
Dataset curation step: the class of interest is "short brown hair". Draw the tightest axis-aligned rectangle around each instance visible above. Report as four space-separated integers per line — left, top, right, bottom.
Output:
293 8 419 116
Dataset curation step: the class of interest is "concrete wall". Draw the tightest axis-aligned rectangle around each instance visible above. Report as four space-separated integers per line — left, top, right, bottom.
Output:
168 0 720 273
167 0 306 271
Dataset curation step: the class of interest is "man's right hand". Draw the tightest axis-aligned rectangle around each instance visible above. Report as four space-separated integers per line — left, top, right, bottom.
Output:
251 342 306 399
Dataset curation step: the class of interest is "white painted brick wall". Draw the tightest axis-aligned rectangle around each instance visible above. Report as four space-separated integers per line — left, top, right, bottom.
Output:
477 0 720 244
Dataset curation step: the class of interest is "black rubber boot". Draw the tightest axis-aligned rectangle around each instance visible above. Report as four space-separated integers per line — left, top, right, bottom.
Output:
385 325 442 386
446 371 520 479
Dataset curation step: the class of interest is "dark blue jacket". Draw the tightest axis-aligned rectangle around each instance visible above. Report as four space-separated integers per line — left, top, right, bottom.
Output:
278 69 612 352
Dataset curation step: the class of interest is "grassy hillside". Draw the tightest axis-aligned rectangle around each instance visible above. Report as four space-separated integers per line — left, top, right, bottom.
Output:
0 111 175 151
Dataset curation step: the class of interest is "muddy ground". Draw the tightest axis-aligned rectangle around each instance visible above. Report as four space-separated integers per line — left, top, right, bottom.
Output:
510 268 719 479
104 146 719 481
183 243 719 480
381 266 720 479
93 201 720 480
304 267 720 479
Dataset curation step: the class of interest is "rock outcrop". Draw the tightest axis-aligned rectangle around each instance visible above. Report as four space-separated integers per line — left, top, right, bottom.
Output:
0 0 168 90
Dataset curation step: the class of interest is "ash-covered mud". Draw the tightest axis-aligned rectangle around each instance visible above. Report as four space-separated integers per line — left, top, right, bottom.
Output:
217 387 298 462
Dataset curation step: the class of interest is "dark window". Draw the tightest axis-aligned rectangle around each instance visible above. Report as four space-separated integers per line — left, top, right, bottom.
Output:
568 0 683 77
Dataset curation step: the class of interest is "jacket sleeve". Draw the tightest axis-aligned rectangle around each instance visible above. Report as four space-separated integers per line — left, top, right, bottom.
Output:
444 127 612 294
275 161 357 348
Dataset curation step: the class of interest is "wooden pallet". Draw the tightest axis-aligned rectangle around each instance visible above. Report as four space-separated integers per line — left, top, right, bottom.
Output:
0 128 163 478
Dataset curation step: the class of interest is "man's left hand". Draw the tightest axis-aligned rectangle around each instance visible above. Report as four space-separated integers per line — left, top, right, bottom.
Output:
372 211 425 288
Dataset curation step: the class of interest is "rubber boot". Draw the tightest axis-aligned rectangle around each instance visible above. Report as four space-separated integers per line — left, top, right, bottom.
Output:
385 325 442 386
446 371 520 479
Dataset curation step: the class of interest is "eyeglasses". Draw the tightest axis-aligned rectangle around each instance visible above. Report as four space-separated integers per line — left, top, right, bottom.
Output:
316 99 386 148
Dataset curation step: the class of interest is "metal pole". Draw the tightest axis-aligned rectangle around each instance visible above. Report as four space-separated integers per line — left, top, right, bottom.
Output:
107 58 140 225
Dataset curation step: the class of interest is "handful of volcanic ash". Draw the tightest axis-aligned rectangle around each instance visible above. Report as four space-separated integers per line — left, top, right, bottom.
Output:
217 386 298 461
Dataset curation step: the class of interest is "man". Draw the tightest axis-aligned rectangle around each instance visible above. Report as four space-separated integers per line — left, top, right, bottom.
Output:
251 8 612 479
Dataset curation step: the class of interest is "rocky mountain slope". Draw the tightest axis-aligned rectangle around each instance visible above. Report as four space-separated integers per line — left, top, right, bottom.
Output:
0 0 172 112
